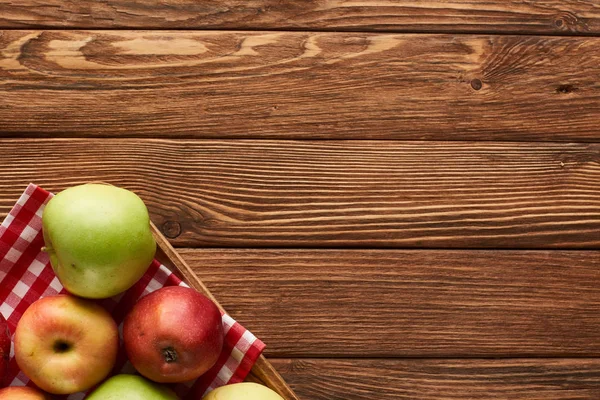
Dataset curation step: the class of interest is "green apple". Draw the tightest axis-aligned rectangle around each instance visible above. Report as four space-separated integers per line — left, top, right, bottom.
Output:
86 374 179 400
42 183 156 299
202 383 284 400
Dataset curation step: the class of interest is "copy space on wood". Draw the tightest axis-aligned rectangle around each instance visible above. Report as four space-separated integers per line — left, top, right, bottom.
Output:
182 249 600 358
0 139 598 249
271 358 600 399
0 1 599 34
1 31 600 141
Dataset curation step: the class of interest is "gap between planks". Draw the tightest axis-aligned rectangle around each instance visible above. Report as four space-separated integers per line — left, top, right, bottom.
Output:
1 27 600 38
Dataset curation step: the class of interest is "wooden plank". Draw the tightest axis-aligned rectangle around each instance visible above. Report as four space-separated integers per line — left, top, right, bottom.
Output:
181 249 600 357
271 358 600 399
1 31 600 141
0 139 598 249
1 1 600 35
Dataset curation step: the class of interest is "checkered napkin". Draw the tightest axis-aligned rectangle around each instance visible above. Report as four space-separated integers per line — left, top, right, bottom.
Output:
0 184 265 399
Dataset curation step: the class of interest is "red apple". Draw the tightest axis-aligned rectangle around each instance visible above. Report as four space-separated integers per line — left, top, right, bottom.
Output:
123 286 224 383
0 386 50 399
14 294 118 394
0 314 10 388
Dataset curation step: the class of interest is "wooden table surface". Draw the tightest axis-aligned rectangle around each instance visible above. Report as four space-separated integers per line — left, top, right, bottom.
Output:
1 2 600 398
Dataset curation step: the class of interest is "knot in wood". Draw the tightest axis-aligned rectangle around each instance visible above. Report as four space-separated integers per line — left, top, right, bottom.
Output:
554 11 581 31
556 84 578 94
470 79 483 91
162 220 182 239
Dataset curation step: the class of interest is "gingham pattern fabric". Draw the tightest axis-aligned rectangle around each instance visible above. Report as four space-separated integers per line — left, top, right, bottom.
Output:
0 184 265 399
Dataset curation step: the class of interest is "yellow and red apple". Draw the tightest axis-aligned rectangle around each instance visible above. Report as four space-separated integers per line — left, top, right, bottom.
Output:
14 294 118 394
0 386 50 399
124 286 224 383
202 383 284 400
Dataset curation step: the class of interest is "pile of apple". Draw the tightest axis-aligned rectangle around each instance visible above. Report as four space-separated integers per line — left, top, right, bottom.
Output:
0 184 283 400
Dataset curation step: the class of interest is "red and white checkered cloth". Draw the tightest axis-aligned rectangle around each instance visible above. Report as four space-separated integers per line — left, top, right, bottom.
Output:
0 184 265 399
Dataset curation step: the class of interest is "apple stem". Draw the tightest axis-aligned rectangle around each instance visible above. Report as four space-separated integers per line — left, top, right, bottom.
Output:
162 347 178 363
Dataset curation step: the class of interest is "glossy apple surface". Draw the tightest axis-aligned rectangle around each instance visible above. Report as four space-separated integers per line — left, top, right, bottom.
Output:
14 294 118 394
86 374 179 400
202 383 284 400
124 286 224 383
42 183 156 299
0 314 10 387
0 386 50 399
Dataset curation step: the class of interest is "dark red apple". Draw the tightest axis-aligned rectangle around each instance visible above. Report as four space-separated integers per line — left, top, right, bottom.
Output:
0 314 10 388
123 286 224 383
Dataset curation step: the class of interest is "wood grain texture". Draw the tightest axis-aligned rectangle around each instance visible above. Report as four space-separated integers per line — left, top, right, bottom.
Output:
1 1 600 34
2 31 600 141
181 249 600 357
0 139 598 249
271 358 600 399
